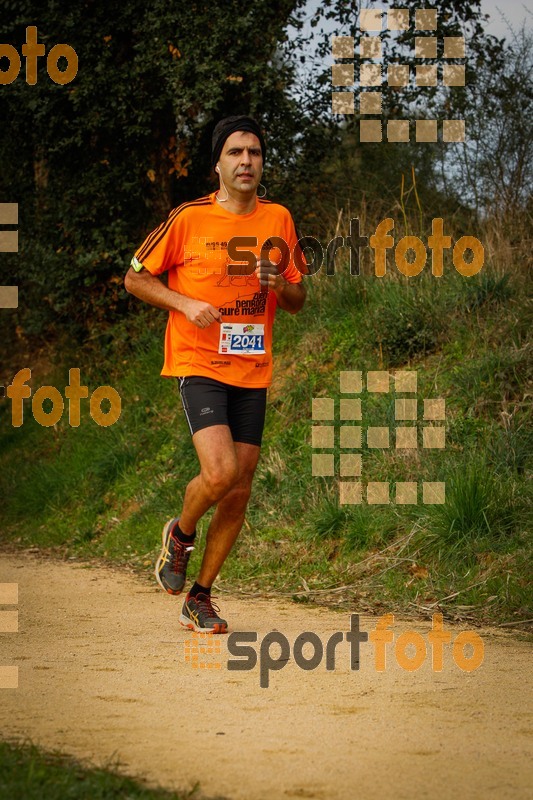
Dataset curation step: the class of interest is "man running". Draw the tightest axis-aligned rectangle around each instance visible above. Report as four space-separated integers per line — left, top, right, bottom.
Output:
125 116 306 633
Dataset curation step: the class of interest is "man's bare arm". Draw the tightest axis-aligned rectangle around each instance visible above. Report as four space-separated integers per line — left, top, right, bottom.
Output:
254 261 306 314
272 279 306 314
124 267 221 328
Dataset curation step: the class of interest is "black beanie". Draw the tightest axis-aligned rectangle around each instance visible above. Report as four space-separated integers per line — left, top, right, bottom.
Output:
211 116 266 169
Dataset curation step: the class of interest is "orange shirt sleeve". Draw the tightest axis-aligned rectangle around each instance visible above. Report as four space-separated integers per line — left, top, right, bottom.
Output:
283 208 307 281
133 207 184 276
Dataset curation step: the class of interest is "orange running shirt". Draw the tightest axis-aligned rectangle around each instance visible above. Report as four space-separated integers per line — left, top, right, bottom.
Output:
133 193 304 388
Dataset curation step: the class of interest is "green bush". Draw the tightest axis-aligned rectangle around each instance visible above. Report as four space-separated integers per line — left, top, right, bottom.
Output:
370 278 448 366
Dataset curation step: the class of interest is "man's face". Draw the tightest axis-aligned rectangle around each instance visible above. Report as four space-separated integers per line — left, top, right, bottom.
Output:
217 131 263 196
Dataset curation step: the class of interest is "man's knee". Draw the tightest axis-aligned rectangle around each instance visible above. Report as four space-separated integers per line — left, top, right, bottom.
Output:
201 462 239 502
222 481 253 510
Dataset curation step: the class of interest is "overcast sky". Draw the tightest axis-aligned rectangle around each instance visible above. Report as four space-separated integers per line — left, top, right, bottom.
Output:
290 0 531 98
480 0 531 39
296 0 532 58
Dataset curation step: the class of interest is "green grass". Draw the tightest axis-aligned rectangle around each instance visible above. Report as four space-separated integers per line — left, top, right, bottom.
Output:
368 275 449 366
0 261 531 625
427 459 523 551
0 740 206 800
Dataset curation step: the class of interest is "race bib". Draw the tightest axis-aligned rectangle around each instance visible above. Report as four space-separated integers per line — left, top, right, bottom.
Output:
218 323 265 355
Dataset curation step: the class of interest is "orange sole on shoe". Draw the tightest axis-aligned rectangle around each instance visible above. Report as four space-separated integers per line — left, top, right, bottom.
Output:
179 619 228 634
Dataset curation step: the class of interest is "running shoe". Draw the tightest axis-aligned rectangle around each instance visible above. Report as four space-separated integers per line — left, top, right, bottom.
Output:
155 518 194 595
180 593 228 634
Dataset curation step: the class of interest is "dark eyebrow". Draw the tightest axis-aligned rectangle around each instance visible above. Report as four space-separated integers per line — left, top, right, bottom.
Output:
227 146 261 153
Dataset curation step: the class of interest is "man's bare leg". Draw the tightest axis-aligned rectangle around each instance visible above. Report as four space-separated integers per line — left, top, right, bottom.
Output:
156 424 249 597
178 427 260 585
177 427 260 633
178 425 240 535
196 441 260 587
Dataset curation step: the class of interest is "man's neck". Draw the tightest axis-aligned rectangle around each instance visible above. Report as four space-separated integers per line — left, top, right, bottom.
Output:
216 190 257 215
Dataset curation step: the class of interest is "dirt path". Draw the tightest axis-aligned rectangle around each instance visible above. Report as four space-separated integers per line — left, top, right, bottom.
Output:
0 552 531 799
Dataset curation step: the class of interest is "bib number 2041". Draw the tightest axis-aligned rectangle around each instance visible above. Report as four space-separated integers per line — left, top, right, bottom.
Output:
230 333 264 351
219 323 266 355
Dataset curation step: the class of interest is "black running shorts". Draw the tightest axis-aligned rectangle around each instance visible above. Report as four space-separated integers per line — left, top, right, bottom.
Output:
178 376 267 446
